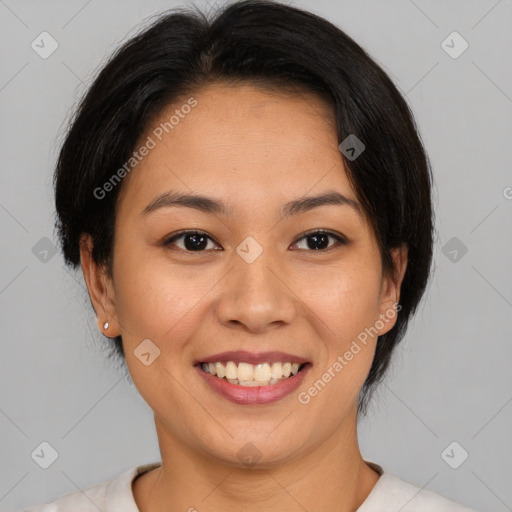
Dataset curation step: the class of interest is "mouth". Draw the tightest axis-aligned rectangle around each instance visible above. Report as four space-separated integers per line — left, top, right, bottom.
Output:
198 360 310 386
193 351 312 405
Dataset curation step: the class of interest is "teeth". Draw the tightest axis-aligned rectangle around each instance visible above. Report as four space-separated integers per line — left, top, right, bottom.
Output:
225 361 237 379
237 362 253 381
253 363 271 384
239 379 259 387
215 362 226 378
270 362 282 379
200 360 305 385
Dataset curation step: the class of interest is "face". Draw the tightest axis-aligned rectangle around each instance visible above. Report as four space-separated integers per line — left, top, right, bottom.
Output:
81 82 406 468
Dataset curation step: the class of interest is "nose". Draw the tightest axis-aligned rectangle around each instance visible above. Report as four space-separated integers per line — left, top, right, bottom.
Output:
215 246 297 334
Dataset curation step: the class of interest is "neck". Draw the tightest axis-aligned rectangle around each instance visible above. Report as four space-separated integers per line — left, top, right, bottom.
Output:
133 412 380 512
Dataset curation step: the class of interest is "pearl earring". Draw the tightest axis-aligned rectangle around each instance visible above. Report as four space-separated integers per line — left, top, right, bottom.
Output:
103 321 109 330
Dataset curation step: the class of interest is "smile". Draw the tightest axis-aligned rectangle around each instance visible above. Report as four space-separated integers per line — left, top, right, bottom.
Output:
200 361 306 386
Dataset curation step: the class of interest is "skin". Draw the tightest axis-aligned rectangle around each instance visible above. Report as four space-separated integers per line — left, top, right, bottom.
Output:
80 82 407 512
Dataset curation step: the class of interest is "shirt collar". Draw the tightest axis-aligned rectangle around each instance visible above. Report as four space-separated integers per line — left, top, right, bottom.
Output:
105 461 161 512
104 460 387 512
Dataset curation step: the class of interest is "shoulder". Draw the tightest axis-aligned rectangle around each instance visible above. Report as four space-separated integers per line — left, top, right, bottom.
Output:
19 462 160 512
20 479 109 512
360 469 479 512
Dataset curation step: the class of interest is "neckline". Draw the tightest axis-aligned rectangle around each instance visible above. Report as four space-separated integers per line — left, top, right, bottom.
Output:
112 460 387 512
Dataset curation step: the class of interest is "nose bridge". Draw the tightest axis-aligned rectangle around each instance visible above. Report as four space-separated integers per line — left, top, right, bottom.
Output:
233 234 283 299
216 234 296 330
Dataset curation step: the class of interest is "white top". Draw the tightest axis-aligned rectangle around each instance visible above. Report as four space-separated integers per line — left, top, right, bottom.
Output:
20 461 478 512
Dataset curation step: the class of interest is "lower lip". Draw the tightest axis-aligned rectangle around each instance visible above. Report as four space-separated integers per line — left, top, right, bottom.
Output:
195 364 311 405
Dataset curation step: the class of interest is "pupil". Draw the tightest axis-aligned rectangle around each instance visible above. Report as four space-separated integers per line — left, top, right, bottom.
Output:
184 233 207 251
308 233 328 250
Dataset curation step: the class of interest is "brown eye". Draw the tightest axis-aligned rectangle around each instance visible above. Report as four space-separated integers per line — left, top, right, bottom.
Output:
292 230 347 251
164 230 220 252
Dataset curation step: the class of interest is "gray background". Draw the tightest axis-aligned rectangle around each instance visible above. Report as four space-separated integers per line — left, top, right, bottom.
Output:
1 0 511 511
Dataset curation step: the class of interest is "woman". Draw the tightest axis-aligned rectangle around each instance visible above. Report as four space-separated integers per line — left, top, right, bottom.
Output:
22 0 478 510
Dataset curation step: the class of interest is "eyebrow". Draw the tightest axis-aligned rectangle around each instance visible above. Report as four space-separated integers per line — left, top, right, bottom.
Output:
140 189 363 219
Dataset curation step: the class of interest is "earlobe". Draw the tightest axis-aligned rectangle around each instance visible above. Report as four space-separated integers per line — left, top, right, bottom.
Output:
79 234 119 336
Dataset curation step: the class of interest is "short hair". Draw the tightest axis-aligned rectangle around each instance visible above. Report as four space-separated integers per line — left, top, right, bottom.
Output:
54 0 434 415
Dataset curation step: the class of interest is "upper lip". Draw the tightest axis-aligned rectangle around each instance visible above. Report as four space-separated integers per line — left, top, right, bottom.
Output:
194 350 310 366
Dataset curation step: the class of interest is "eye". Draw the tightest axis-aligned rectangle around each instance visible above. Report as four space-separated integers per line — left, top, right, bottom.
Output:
291 230 347 251
163 230 221 252
163 229 347 253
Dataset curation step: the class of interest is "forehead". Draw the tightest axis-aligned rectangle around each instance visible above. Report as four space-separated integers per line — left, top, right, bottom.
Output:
117 82 355 214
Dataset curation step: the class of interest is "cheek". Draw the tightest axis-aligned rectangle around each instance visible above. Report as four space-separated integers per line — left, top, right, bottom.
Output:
294 253 382 400
294 256 383 339
111 238 232 368
114 260 208 340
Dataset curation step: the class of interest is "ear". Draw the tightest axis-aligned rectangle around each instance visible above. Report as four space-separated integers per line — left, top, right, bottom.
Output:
376 245 408 336
79 234 120 337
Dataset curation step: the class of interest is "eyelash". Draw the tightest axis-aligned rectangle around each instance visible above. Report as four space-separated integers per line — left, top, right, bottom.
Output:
163 229 348 253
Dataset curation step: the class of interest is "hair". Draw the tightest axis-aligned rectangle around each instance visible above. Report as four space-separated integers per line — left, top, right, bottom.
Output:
54 0 434 416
